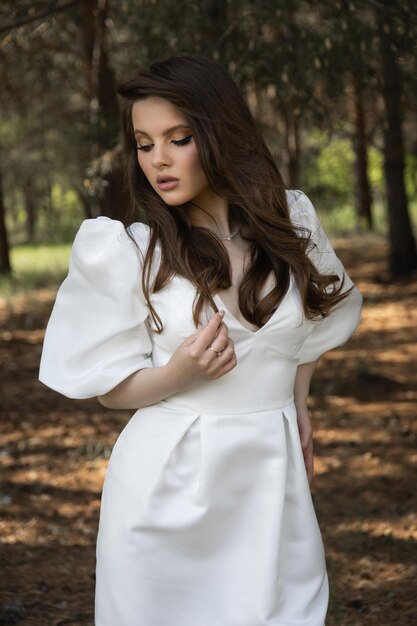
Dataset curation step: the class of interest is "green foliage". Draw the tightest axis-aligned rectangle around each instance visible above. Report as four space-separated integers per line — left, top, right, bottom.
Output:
316 137 356 197
6 182 84 246
300 132 392 235
405 152 417 197
0 244 71 297
38 185 84 243
368 147 384 189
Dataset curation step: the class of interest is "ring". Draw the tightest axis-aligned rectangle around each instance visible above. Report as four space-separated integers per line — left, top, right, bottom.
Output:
209 345 223 357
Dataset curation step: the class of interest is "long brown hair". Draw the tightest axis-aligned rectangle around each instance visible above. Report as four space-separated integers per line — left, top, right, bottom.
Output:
116 54 353 333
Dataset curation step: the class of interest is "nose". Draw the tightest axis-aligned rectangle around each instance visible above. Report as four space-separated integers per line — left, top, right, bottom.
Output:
151 142 171 169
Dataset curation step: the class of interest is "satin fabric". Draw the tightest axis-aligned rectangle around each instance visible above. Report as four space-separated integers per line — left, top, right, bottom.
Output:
38 190 363 625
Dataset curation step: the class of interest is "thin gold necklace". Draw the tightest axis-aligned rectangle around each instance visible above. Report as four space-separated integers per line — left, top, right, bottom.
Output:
218 226 240 241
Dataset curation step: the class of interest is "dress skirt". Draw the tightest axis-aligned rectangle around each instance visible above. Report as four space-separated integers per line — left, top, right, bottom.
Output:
95 399 329 626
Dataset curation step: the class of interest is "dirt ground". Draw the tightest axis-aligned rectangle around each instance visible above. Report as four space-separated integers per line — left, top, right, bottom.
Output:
1 234 416 626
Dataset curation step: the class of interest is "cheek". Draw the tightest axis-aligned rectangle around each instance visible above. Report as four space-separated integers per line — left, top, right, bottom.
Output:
182 146 207 186
137 154 152 179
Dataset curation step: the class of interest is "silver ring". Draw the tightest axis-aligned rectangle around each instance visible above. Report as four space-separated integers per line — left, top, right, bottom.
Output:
209 345 223 357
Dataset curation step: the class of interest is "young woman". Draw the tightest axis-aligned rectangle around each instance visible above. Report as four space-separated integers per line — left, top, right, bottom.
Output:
39 54 363 626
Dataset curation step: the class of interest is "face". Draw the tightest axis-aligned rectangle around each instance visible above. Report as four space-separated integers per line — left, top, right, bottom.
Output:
132 96 210 206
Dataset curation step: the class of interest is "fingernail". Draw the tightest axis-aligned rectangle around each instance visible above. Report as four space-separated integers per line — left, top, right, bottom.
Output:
218 310 225 317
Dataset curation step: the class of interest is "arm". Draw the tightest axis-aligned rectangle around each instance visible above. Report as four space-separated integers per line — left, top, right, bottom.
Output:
38 218 156 400
294 358 320 407
289 192 362 483
97 363 184 410
98 314 236 410
293 358 320 485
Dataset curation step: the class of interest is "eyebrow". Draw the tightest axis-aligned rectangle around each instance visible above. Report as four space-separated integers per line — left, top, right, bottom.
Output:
134 124 191 138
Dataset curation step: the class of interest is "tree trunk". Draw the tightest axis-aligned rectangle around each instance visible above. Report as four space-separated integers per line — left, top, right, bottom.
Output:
23 175 36 243
45 170 54 216
76 187 93 220
346 72 373 231
0 168 11 275
376 6 417 276
100 162 129 220
287 113 300 189
80 0 127 219
201 0 229 58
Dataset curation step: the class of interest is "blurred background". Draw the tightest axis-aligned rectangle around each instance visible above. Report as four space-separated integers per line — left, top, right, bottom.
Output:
0 1 416 625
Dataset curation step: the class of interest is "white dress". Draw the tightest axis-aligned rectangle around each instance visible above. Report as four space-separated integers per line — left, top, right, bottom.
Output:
38 189 363 626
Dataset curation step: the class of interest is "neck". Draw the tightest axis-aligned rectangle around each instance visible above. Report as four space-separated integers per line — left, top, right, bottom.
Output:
187 189 236 237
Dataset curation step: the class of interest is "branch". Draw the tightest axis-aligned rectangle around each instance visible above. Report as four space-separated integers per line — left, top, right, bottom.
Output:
0 0 82 35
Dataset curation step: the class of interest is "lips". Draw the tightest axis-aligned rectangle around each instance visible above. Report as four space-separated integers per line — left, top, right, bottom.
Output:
157 175 179 183
156 175 180 191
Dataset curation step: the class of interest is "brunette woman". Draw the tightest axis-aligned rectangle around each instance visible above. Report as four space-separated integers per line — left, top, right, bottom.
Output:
39 54 363 626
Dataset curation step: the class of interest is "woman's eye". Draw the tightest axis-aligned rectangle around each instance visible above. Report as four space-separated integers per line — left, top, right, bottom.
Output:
172 135 193 146
136 135 192 152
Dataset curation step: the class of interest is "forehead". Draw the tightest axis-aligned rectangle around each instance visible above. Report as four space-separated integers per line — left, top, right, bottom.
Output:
132 96 188 135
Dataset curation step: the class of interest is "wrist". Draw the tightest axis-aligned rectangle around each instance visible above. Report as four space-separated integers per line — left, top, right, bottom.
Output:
163 360 187 395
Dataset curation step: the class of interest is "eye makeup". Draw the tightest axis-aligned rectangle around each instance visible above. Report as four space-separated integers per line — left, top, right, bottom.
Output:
137 135 193 152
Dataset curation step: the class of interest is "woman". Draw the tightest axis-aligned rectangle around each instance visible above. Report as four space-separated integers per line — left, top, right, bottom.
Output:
39 54 363 626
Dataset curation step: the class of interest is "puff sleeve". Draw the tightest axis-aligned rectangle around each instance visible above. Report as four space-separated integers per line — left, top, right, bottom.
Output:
288 190 363 364
38 216 154 399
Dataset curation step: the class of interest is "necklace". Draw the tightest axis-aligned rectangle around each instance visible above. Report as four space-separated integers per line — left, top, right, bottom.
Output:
218 226 241 241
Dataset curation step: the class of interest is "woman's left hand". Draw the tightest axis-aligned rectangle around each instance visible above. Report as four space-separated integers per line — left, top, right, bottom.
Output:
295 403 314 485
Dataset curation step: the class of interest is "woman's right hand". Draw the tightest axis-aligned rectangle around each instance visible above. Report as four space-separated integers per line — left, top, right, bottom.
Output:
165 311 237 390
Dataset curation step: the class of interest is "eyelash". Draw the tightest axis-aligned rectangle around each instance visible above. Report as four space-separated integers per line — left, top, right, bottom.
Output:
137 135 193 152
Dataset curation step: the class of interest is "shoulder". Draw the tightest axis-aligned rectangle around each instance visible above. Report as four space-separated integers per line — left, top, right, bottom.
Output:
66 218 152 288
62 217 158 294
72 216 153 265
285 189 319 231
76 215 151 244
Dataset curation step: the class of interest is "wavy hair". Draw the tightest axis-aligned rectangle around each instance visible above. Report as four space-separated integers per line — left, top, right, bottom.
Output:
116 54 353 333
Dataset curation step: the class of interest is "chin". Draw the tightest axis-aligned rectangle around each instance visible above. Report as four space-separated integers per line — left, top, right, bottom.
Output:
162 198 188 207
160 194 194 207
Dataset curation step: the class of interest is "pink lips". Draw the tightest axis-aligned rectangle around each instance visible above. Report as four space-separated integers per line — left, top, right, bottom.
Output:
157 181 179 190
157 178 179 191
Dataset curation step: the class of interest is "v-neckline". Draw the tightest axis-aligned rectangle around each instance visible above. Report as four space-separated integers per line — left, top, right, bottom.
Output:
213 273 294 337
213 293 266 335
174 273 294 337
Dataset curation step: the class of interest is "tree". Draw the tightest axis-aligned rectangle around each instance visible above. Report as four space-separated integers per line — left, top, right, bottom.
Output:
346 72 373 230
375 1 417 276
0 167 11 275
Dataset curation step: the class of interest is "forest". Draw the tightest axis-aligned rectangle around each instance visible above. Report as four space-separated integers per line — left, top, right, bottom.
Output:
0 1 416 625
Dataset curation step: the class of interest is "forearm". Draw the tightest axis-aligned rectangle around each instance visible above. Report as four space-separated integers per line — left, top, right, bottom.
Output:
293 358 320 407
97 362 184 410
98 313 231 410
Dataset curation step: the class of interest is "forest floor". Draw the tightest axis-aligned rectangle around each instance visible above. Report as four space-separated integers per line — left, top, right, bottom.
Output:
0 233 416 626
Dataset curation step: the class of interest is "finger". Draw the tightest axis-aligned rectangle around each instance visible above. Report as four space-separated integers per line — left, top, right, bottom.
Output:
192 311 225 352
183 313 227 347
209 321 228 344
212 350 237 377
206 341 230 365
209 325 230 353
208 338 235 362
183 328 203 345
213 340 234 361
184 322 229 345
217 321 229 338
